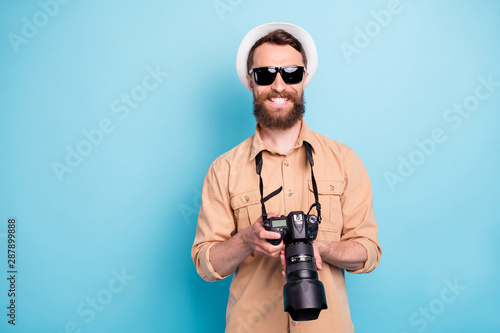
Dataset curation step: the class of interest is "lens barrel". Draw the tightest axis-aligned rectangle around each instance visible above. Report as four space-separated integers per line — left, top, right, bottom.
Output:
283 242 327 321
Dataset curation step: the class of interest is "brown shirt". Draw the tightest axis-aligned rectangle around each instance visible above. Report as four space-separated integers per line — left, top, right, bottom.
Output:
192 119 381 332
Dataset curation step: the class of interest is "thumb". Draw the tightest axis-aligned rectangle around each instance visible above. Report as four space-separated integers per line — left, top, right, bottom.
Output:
268 212 280 218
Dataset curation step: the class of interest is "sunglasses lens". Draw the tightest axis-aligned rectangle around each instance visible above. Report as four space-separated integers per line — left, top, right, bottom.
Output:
282 67 304 84
252 67 305 86
253 68 277 86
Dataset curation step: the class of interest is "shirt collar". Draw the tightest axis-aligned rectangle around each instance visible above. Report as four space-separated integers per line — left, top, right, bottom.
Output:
249 118 319 161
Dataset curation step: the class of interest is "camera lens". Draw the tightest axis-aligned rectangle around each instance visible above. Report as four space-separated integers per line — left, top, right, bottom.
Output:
283 242 327 321
285 243 317 280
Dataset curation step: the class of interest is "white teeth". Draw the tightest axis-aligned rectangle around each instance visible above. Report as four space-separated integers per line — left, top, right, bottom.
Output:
270 97 288 104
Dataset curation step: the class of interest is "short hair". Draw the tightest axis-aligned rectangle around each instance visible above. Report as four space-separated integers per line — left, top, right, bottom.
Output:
247 29 308 73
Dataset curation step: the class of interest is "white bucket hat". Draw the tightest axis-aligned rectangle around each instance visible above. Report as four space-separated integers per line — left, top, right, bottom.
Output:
236 22 318 91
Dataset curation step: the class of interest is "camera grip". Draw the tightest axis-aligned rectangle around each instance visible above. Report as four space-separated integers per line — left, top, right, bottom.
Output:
263 217 284 246
266 238 282 246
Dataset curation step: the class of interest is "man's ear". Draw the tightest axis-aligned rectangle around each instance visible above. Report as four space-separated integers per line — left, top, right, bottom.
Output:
246 74 254 93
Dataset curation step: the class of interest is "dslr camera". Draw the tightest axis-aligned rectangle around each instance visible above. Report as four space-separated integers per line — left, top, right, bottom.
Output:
255 141 327 321
264 211 328 321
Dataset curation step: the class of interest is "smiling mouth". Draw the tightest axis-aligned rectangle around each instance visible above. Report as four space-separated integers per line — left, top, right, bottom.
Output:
267 97 290 107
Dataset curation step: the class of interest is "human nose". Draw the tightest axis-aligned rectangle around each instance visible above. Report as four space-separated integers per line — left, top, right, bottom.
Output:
270 71 287 93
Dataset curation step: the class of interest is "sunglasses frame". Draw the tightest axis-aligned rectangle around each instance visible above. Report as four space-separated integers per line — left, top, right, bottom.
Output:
249 66 305 86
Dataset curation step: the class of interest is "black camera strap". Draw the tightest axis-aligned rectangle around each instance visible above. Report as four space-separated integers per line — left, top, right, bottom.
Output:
255 141 321 222
255 151 282 221
304 141 322 222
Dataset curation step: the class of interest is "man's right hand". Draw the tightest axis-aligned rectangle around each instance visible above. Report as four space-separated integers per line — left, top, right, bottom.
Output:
209 212 283 277
242 212 283 257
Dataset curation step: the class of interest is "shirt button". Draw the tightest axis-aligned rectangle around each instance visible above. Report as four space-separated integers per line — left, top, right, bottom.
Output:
284 160 289 167
329 185 335 191
287 190 293 197
243 196 249 203
292 321 298 326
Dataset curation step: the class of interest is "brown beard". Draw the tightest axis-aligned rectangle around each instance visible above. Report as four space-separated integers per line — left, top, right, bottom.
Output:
253 91 305 130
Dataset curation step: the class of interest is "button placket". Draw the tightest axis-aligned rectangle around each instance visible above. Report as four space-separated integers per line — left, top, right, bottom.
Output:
282 155 295 212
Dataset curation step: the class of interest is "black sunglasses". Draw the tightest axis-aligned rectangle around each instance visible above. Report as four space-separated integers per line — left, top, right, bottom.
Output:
249 66 305 86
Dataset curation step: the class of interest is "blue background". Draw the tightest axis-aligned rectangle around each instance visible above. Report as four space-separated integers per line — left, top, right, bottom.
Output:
1 0 499 332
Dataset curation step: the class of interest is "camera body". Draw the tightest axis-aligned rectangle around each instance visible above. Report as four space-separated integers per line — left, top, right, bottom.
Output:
263 211 327 321
263 211 319 246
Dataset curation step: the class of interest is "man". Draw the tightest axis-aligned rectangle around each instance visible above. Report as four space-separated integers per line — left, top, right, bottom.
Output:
192 22 381 332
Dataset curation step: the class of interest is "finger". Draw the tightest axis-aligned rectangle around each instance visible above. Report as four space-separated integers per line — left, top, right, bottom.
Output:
256 242 282 257
268 211 280 218
313 243 322 271
266 242 283 256
269 250 281 258
280 248 286 278
259 230 282 240
257 212 279 227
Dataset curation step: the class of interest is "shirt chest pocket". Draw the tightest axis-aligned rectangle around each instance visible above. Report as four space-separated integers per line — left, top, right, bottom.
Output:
308 180 344 241
230 189 262 232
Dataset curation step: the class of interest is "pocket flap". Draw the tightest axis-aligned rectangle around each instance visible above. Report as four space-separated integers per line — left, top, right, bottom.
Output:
230 188 261 210
308 180 344 195
317 225 340 241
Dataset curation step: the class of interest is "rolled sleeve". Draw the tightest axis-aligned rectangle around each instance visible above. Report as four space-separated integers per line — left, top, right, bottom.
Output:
196 243 228 282
340 148 382 274
348 237 380 274
191 161 236 282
